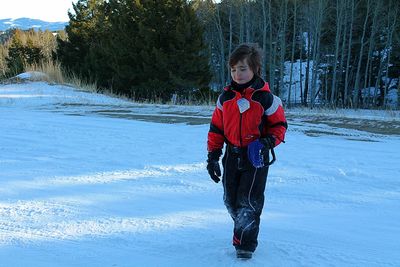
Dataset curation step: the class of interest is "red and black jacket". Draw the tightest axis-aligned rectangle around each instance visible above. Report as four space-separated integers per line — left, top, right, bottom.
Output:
207 76 287 152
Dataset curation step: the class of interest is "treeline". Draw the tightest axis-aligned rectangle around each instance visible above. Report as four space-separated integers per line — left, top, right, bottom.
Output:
197 0 400 108
0 29 64 77
1 0 400 108
56 0 211 102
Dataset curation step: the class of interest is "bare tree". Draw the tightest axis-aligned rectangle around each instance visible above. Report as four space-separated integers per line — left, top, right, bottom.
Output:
344 0 355 107
353 0 372 108
277 0 289 97
398 76 400 109
227 0 233 83
366 0 398 108
309 0 327 107
330 0 345 106
363 1 382 107
193 0 399 109
268 0 276 93
299 25 304 105
287 0 298 107
304 32 311 105
261 0 268 80
245 1 251 43
383 0 398 107
214 1 226 86
239 1 245 43
336 0 349 107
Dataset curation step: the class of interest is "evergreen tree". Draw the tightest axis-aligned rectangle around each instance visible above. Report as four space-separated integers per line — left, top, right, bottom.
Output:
6 31 25 74
131 0 211 100
25 39 44 65
56 0 107 82
167 1 211 93
0 39 10 77
102 0 143 96
5 30 44 74
57 0 210 101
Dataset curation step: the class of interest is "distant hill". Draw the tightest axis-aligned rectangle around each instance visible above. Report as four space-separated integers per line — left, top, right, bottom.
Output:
0 18 67 31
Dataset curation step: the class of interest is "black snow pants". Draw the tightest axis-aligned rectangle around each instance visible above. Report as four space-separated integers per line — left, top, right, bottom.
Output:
221 144 269 252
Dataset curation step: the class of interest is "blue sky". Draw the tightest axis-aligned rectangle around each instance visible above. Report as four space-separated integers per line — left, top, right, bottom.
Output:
0 0 78 22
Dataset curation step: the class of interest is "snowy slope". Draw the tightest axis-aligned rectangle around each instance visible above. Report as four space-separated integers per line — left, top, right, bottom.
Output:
1 79 400 267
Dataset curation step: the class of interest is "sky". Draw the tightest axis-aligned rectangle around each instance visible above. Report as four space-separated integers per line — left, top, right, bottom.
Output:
0 0 78 22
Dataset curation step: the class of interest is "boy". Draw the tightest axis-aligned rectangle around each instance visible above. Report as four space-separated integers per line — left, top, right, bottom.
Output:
206 43 287 259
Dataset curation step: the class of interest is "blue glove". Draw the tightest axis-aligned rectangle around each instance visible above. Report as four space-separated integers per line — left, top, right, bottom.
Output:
248 135 275 168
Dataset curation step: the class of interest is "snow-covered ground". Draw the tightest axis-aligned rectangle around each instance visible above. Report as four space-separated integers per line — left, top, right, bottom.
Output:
1 79 400 267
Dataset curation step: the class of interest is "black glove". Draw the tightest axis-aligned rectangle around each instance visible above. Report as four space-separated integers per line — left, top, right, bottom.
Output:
260 135 275 151
260 135 276 165
207 149 222 183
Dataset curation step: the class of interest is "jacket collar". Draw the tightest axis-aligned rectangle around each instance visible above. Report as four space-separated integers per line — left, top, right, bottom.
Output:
230 75 257 92
224 76 270 93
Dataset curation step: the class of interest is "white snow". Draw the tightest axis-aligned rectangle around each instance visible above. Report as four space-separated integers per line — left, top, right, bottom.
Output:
282 60 321 105
1 79 400 266
15 71 49 81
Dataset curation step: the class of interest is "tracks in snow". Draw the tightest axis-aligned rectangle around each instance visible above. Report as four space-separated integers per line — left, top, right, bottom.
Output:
0 162 224 245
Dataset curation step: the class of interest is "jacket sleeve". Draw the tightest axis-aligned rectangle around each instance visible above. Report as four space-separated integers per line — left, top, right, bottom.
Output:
207 96 225 152
264 94 288 146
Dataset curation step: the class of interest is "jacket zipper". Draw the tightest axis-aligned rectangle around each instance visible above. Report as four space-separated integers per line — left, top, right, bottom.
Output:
239 113 243 147
239 92 244 147
237 91 246 169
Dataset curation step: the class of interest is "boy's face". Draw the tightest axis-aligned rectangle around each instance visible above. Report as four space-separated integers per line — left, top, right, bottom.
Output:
230 59 254 85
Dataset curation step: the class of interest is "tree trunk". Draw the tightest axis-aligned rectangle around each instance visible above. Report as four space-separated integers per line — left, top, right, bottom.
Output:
353 0 371 109
268 0 275 92
337 0 348 107
344 0 354 107
288 0 297 107
383 0 398 108
215 2 225 86
278 0 289 97
374 49 386 106
239 2 244 43
261 0 268 80
397 76 400 109
304 29 311 106
299 25 304 105
363 1 380 107
227 2 233 84
245 1 251 43
310 0 325 108
330 0 344 106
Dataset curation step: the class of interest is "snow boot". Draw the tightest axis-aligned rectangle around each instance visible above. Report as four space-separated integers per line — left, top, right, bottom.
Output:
236 249 253 259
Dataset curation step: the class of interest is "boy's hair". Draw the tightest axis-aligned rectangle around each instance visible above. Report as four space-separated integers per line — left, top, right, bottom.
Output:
228 43 262 76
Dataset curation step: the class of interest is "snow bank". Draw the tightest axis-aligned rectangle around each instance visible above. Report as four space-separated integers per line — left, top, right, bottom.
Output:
15 71 50 81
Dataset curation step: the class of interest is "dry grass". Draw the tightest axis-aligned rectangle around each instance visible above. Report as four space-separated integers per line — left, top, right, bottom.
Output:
25 60 98 93
22 60 217 105
25 60 63 84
